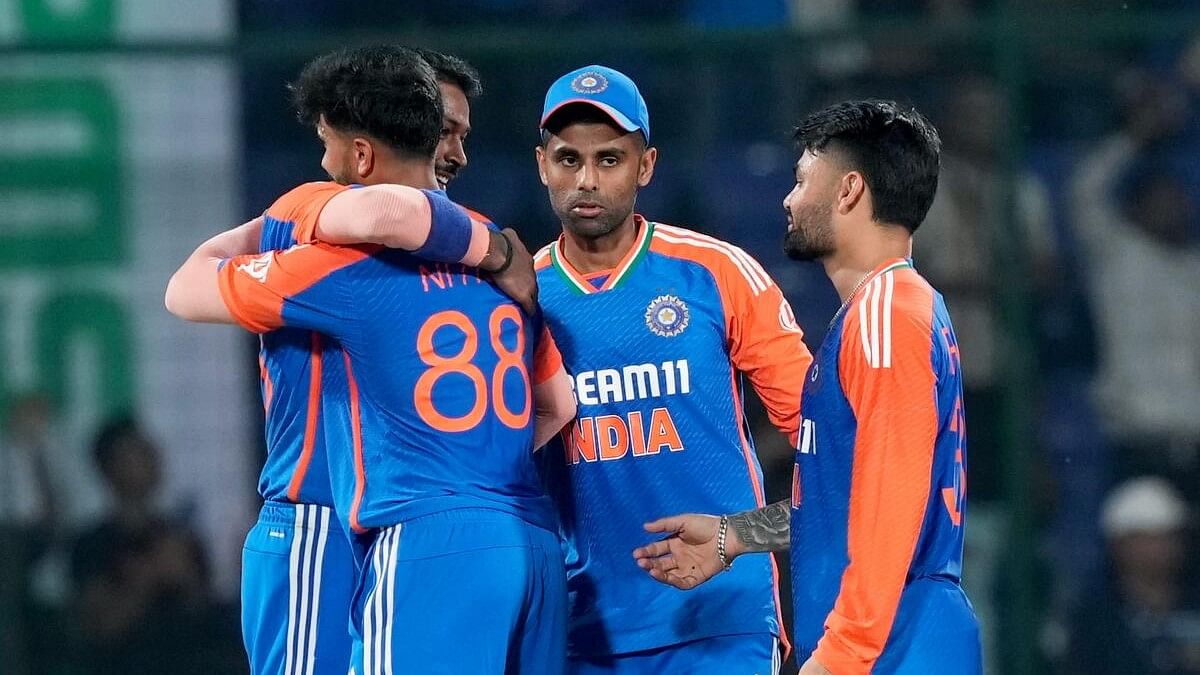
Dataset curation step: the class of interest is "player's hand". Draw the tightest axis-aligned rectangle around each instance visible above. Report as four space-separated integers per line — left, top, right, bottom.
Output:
487 228 539 316
632 514 725 591
798 656 833 675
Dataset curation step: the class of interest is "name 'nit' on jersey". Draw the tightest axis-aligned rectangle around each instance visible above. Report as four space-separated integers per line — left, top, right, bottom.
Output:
534 217 808 655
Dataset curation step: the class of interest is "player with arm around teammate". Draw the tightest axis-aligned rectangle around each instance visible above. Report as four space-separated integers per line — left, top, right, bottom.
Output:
167 45 574 675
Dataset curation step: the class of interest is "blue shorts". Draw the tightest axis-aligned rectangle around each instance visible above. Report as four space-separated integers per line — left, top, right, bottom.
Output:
867 577 982 675
241 501 356 675
350 507 567 675
568 633 781 675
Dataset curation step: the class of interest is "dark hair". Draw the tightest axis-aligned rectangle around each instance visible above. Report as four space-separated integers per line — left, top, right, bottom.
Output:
413 47 482 99
794 100 941 233
540 102 645 149
92 415 142 475
289 44 442 160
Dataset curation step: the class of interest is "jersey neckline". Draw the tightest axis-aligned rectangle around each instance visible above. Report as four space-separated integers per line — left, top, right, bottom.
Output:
549 216 655 295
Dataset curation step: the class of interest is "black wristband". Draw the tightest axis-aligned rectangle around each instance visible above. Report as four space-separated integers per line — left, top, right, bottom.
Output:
492 231 515 274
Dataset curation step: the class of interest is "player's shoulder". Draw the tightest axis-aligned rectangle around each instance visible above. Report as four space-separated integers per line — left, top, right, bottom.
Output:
533 240 555 273
841 263 935 362
265 181 349 224
648 221 774 296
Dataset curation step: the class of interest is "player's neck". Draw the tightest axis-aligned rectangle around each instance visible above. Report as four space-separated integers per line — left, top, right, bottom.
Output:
824 225 912 302
560 213 641 274
370 161 439 190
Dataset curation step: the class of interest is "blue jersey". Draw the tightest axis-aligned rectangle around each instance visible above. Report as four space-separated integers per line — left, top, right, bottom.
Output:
219 184 562 536
535 218 812 656
791 259 977 673
253 202 346 507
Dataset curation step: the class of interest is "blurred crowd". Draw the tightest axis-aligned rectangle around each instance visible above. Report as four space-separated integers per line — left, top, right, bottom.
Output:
0 398 245 674
4 1 1199 673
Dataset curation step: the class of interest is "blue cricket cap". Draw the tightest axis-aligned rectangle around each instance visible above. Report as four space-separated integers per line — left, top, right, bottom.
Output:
540 65 650 143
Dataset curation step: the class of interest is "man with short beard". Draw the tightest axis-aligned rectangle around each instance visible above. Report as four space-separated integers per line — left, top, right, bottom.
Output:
635 100 983 675
414 48 481 191
531 65 813 673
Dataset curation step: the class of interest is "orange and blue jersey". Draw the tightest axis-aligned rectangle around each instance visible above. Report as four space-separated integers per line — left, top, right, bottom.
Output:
535 217 811 657
242 182 354 675
252 183 353 508
791 259 981 674
219 183 561 537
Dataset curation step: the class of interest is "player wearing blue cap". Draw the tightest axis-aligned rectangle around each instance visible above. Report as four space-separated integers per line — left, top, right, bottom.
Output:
532 65 813 673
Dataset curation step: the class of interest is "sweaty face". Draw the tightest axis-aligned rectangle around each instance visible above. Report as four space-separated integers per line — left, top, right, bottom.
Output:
536 121 652 240
783 150 837 261
317 115 355 185
435 82 471 190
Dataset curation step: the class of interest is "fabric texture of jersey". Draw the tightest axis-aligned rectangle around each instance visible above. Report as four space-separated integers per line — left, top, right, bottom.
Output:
534 217 810 657
254 181 351 506
349 507 566 675
241 501 355 675
790 259 981 674
218 188 561 537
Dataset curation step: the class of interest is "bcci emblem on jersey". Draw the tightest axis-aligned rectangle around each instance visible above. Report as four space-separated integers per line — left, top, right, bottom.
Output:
571 71 609 94
645 295 689 337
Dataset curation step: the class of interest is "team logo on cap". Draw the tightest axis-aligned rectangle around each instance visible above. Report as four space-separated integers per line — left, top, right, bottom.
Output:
645 295 689 337
571 71 609 94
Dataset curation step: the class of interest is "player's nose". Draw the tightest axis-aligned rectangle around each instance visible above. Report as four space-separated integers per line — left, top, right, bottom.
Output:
576 163 599 191
446 138 467 168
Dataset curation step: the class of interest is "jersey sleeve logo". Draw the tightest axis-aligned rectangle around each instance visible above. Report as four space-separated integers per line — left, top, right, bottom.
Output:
645 294 689 337
237 252 274 283
779 297 803 334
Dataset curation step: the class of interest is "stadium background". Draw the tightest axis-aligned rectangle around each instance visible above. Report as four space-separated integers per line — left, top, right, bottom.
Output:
1 1 1198 673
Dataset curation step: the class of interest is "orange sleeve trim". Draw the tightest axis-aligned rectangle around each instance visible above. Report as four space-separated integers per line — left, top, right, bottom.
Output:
217 255 283 333
649 226 809 442
264 182 350 244
816 270 938 672
532 325 564 385
218 243 376 334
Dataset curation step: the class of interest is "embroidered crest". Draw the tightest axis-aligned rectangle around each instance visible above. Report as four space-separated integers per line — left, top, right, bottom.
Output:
571 71 609 94
645 295 689 337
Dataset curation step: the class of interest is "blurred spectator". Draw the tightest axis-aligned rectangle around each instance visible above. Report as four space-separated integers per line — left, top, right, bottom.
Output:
0 392 105 674
1070 75 1200 485
1065 477 1200 674
70 417 244 675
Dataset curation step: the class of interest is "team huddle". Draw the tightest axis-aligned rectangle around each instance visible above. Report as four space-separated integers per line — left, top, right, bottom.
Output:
165 45 982 675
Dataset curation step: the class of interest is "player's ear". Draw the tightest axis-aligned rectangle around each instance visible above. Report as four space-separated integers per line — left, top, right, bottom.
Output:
352 137 375 180
837 170 866 215
636 146 657 188
534 145 550 186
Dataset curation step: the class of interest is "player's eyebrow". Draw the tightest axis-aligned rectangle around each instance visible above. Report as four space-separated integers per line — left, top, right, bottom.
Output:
551 146 579 160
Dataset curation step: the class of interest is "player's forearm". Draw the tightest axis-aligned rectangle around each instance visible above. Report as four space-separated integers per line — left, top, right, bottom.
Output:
316 185 493 266
196 216 263 259
727 499 791 556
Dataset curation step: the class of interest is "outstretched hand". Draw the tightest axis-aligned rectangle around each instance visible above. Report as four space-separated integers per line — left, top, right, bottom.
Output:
632 514 727 591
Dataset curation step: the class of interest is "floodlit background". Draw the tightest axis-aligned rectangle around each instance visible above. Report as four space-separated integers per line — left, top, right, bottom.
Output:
1 1 1198 673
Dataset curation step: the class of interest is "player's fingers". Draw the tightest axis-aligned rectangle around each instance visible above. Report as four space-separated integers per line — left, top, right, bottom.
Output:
643 515 688 534
632 540 673 560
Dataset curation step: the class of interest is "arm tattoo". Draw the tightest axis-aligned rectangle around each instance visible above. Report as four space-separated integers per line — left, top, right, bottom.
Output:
728 499 791 553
